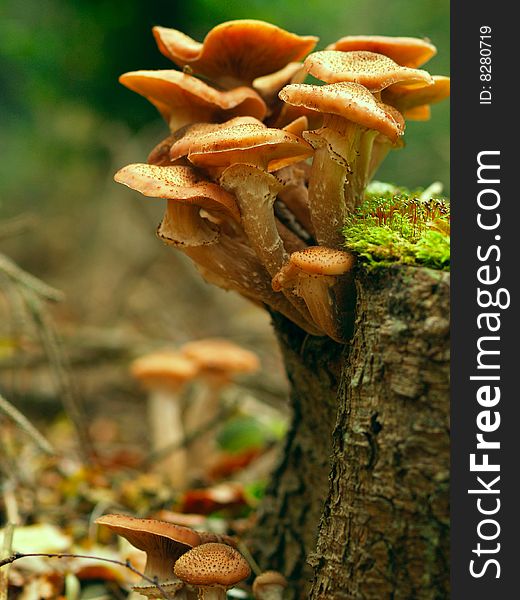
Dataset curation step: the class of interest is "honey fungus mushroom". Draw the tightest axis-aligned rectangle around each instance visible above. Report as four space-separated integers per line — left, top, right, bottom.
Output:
173 542 251 600
119 70 267 132
326 35 437 68
179 338 260 478
382 75 451 120
152 20 318 88
273 247 356 343
130 351 198 487
279 82 403 247
252 571 288 600
304 50 433 92
95 514 200 599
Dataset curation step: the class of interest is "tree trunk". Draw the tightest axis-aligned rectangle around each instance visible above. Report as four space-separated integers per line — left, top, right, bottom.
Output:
253 265 450 600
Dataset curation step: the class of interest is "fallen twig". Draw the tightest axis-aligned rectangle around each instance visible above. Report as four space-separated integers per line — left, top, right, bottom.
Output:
0 253 64 303
0 393 55 455
0 552 174 599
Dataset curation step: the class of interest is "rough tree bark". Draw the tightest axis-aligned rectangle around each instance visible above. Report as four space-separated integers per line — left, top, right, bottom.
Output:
252 265 450 600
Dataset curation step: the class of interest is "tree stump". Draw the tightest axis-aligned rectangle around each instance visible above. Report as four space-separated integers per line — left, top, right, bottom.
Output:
253 265 450 600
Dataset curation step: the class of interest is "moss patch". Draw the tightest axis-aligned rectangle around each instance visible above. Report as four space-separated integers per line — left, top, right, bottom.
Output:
342 183 450 271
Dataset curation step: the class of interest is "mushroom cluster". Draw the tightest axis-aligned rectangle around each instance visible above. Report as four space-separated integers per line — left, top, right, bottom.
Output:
95 515 250 599
96 514 292 599
115 21 449 343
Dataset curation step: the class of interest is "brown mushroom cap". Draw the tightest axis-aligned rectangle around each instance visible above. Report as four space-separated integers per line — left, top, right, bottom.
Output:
114 163 241 223
253 62 307 105
187 123 313 172
279 82 403 143
153 20 318 87
119 70 266 131
130 351 199 390
168 116 263 163
252 571 288 596
276 246 356 282
173 542 251 587
383 75 451 112
95 514 201 580
327 35 437 68
304 50 433 91
180 338 260 375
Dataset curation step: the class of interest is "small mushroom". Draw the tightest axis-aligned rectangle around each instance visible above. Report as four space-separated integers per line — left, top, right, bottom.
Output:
119 70 266 132
95 514 200 599
279 82 403 247
114 163 240 247
130 351 198 487
179 338 260 478
272 247 356 343
304 50 433 92
252 571 288 600
326 35 437 68
152 20 317 88
174 542 251 600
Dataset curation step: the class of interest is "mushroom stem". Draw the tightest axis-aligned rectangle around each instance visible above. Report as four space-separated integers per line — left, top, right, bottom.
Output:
220 164 287 277
219 163 322 331
305 115 364 247
345 128 378 209
183 380 223 480
293 274 355 343
199 587 227 600
147 388 187 488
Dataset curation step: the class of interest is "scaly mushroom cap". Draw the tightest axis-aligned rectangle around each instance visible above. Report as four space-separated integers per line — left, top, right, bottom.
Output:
273 247 356 285
279 82 403 143
173 542 251 587
119 70 266 131
168 117 264 163
153 20 318 87
187 123 313 172
327 35 437 68
114 164 241 223
95 515 200 581
180 338 260 375
383 75 451 112
130 351 199 390
304 50 433 91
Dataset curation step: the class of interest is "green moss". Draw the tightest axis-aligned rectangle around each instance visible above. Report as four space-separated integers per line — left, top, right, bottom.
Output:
342 182 450 271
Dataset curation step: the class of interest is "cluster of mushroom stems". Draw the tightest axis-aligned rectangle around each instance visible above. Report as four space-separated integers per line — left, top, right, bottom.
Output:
95 514 287 600
115 20 449 344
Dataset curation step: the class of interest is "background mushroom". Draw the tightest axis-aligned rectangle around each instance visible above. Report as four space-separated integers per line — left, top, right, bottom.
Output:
179 338 260 480
130 351 198 487
252 571 288 600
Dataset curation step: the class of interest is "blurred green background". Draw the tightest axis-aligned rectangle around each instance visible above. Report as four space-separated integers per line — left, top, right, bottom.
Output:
1 0 449 221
